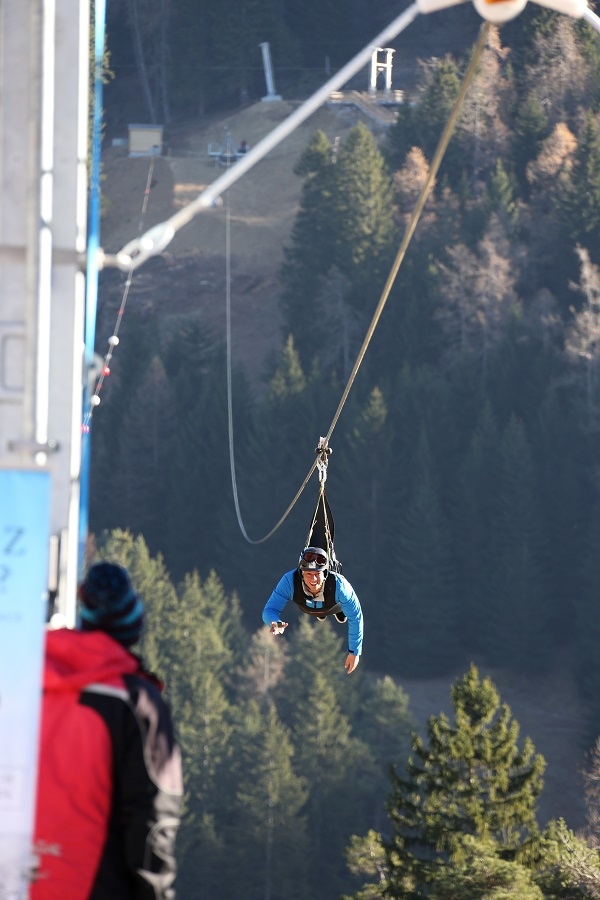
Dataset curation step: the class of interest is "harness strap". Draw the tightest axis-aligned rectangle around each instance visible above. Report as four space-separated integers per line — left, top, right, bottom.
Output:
292 571 342 618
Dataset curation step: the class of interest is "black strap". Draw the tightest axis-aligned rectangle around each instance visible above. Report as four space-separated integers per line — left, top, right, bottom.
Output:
292 570 342 618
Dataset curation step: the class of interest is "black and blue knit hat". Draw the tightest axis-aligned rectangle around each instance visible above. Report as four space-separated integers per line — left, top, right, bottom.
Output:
78 562 145 647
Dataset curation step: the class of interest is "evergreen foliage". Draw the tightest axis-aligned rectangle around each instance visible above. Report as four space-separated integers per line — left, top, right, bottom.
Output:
382 665 544 899
345 666 547 899
280 124 396 366
89 531 418 899
89 18 600 894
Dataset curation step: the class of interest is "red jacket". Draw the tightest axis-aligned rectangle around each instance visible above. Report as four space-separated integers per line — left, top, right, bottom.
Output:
31 628 183 899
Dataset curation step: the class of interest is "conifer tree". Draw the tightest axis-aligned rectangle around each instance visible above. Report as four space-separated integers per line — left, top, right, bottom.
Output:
329 122 395 303
231 336 337 619
511 91 549 195
453 402 501 654
277 615 361 723
387 55 462 181
383 665 545 900
94 528 178 667
230 701 310 899
484 416 549 672
164 344 246 582
429 834 544 899
281 124 395 365
292 671 374 897
343 830 387 900
387 429 458 677
532 817 600 898
575 501 600 744
280 130 337 347
334 385 391 631
353 676 415 829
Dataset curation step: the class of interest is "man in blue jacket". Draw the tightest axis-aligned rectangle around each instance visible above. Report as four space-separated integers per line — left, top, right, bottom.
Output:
262 546 363 674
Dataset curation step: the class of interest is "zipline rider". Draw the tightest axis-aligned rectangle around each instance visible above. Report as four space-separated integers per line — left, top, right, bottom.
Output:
263 546 363 674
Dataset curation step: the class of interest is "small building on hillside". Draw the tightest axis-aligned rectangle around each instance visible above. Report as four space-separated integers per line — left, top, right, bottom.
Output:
128 123 163 157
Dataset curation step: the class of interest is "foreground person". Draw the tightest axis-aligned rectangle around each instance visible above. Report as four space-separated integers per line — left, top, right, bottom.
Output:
32 561 183 899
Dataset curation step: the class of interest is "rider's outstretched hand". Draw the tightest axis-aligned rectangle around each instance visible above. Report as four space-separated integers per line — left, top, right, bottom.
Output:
344 653 359 674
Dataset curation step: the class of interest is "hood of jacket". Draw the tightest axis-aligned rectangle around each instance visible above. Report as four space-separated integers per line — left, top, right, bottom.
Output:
44 627 140 693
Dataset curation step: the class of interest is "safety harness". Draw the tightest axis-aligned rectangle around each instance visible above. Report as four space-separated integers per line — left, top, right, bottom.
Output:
291 569 342 618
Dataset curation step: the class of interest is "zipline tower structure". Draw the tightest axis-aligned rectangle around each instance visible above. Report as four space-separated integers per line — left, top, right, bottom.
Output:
0 1 90 624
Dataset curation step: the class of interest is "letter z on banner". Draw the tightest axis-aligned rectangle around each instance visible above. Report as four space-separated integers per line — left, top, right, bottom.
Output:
0 468 50 899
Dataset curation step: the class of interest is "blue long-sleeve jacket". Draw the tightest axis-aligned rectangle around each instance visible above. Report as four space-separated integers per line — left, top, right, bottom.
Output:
262 570 363 656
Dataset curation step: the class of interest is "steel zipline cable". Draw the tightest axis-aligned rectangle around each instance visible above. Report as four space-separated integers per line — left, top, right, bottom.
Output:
226 22 491 544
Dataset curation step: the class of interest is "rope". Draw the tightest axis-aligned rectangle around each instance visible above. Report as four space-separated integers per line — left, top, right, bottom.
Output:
83 158 157 431
225 193 320 544
225 23 491 543
323 21 491 447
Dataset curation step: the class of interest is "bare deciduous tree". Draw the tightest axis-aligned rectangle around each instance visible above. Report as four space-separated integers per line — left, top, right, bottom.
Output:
565 245 600 426
317 266 363 381
523 18 588 126
393 146 437 235
457 27 511 191
526 121 577 189
436 215 516 377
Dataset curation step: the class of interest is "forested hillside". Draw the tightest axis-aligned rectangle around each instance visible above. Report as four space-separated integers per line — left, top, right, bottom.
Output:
90 2 600 896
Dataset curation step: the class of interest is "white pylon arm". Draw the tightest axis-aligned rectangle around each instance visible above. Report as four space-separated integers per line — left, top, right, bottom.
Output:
418 0 586 22
583 5 600 33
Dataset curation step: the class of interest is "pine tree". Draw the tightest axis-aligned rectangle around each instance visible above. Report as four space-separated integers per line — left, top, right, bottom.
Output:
575 500 600 744
343 830 388 900
107 354 177 558
511 91 549 197
383 665 545 899
484 416 549 673
533 817 600 898
330 122 395 305
281 124 395 366
387 55 462 183
291 671 374 897
353 676 415 830
280 130 337 351
429 834 544 899
387 429 458 677
276 615 360 723
453 402 501 654
230 701 310 899
334 385 391 635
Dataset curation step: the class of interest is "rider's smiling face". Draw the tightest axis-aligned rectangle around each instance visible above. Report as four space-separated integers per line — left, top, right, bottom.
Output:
301 570 325 595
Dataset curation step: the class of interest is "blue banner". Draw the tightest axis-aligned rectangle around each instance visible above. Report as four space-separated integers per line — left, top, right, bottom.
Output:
0 468 50 896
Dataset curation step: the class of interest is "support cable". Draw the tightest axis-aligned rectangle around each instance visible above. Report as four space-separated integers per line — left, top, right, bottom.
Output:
225 191 320 544
226 22 491 544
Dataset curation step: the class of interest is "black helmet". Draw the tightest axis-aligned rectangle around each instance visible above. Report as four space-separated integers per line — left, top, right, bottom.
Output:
298 547 328 573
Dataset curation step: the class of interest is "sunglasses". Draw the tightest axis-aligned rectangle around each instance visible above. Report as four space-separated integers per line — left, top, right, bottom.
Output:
301 550 328 566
